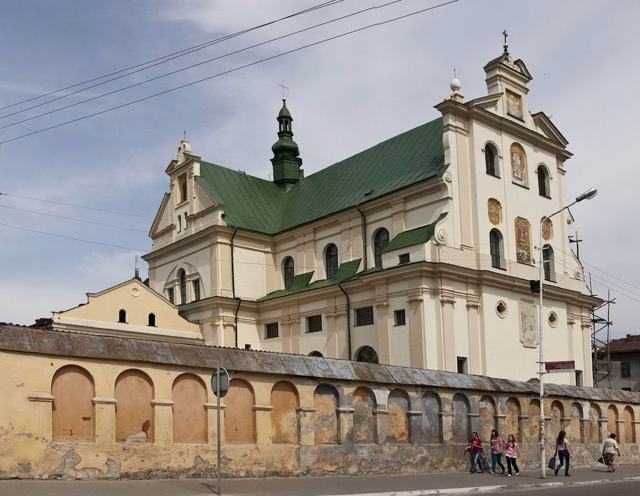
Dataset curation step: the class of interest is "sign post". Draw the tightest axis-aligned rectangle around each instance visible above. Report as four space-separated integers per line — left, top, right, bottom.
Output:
211 367 229 495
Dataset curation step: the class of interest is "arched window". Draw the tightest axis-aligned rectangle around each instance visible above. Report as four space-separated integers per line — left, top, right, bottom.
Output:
178 269 187 304
118 309 127 323
282 257 295 290
148 313 156 327
485 144 499 177
489 229 504 269
178 215 182 232
324 244 338 279
52 365 95 442
172 374 207 444
355 345 379 364
537 165 551 197
115 369 154 442
373 228 390 268
543 245 555 281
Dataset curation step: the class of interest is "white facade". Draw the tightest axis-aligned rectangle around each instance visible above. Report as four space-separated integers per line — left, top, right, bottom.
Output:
143 49 598 386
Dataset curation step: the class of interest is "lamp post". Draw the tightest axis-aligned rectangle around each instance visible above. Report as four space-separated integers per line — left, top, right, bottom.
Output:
538 187 597 478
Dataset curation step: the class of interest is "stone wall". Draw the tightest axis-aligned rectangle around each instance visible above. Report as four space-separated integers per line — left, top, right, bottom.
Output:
0 325 638 480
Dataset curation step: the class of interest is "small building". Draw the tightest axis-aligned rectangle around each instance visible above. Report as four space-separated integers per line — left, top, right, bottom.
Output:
608 334 640 392
52 278 202 343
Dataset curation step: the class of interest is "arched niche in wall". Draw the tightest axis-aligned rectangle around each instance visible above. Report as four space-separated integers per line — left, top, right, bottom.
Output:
313 384 339 444
452 393 471 443
52 365 95 442
504 397 522 441
352 387 377 444
607 405 619 439
387 389 410 443
421 391 442 443
224 379 256 444
172 373 207 444
589 403 602 443
271 381 300 444
478 395 498 442
115 369 154 442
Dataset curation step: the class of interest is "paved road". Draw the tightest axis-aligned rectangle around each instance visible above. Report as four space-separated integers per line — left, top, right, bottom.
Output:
1 465 639 495
499 480 640 496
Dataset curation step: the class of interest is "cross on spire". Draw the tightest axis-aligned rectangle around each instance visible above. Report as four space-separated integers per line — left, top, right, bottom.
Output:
183 130 187 140
502 29 509 54
278 80 290 99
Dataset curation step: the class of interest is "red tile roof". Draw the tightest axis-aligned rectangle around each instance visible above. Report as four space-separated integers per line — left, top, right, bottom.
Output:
609 334 640 353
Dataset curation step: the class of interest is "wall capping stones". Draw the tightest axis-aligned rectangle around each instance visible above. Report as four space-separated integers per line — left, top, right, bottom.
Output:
27 392 54 402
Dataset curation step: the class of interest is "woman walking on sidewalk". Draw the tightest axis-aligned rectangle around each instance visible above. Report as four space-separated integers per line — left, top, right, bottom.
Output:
602 433 621 472
554 430 571 476
505 434 520 477
490 429 506 475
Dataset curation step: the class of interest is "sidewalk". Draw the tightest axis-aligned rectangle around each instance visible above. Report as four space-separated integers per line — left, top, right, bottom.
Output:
1 465 639 496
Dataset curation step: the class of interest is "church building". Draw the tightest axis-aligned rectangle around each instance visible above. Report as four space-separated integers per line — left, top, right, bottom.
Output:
143 45 598 386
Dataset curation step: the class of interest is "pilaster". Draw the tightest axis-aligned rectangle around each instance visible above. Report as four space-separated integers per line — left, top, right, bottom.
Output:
374 408 389 444
338 407 354 444
151 399 174 445
253 405 273 445
92 397 117 446
440 291 457 372
298 406 316 445
205 403 225 444
466 296 483 374
407 289 426 369
374 298 391 365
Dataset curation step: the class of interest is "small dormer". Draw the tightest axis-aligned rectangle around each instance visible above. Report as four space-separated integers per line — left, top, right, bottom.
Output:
483 34 533 124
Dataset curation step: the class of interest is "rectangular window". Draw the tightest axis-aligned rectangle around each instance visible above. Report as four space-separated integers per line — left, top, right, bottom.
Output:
621 362 631 378
457 357 468 374
192 279 201 301
398 253 410 264
394 309 406 326
265 322 279 339
167 288 174 304
575 370 583 387
622 387 632 392
355 306 374 326
307 315 322 333
178 174 188 203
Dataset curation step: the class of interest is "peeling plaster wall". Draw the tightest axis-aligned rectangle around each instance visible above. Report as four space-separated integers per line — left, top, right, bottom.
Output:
1 343 640 480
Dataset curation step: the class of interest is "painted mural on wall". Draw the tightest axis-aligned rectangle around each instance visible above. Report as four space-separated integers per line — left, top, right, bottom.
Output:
506 90 523 119
519 300 538 348
487 199 502 225
542 218 553 241
514 217 532 264
510 143 528 187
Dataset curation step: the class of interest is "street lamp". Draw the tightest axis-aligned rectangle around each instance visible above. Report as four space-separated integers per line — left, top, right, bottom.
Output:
538 187 597 478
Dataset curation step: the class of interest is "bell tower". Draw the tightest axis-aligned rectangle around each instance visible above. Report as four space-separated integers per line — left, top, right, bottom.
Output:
271 98 302 190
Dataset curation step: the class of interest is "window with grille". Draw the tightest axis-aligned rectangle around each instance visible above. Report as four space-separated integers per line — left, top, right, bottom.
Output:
355 307 374 326
394 309 406 326
621 362 631 378
398 253 410 264
265 322 279 339
307 315 322 333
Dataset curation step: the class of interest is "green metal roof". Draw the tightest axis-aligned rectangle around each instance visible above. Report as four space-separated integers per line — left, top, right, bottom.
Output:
258 259 361 302
381 212 448 254
196 117 446 235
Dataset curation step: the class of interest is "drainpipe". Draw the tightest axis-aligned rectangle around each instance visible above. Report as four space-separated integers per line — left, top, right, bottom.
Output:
355 205 368 270
338 283 352 360
230 228 241 348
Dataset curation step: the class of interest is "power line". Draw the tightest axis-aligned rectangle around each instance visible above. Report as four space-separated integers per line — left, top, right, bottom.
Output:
0 0 344 116
0 0 459 145
0 192 152 219
0 0 405 132
0 204 148 233
0 220 147 252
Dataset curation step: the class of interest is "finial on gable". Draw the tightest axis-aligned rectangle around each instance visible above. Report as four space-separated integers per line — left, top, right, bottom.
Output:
449 68 463 102
176 135 192 163
502 29 509 54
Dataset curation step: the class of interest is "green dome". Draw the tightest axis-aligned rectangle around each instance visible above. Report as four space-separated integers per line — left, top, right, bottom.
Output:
278 99 292 119
272 136 299 156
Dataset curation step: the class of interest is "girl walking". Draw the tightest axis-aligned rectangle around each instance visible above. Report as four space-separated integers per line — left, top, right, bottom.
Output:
554 430 571 476
490 429 506 475
505 434 520 476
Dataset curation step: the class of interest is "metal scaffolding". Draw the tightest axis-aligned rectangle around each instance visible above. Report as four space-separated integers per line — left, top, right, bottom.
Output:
590 281 615 388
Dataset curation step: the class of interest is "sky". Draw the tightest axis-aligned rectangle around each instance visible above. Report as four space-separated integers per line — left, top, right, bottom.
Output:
0 0 638 340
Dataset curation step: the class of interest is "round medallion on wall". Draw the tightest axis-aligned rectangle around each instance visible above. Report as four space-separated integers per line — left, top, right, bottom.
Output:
496 300 508 319
130 287 141 297
548 311 558 328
